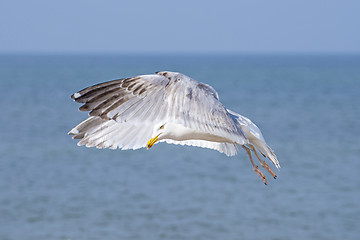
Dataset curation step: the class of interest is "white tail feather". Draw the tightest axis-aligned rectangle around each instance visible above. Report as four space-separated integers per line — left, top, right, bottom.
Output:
227 109 280 169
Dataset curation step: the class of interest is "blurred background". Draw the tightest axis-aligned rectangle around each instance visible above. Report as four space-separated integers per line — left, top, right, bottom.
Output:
0 1 359 240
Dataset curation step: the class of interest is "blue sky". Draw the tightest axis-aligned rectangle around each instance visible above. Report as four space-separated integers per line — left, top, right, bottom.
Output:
1 0 359 54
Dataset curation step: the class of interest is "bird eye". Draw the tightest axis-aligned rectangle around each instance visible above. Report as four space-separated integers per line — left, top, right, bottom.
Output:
159 124 164 129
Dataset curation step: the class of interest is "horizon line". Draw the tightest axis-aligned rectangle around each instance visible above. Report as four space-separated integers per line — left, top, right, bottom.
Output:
1 51 360 57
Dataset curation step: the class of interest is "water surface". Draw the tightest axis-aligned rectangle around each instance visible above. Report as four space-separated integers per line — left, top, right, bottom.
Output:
0 54 359 240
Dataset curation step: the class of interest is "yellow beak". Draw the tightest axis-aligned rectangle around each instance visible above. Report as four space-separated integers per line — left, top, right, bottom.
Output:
146 134 160 149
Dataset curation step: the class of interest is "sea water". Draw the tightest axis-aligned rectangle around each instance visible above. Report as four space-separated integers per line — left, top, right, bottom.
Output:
0 54 359 240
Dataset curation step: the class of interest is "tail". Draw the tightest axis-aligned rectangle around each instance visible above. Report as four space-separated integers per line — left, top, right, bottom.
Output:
227 109 280 169
251 139 280 169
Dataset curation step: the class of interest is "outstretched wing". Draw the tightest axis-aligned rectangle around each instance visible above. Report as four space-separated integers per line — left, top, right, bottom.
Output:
69 116 154 150
69 71 247 150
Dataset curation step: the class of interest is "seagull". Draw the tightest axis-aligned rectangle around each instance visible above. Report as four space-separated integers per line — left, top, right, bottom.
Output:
69 71 280 184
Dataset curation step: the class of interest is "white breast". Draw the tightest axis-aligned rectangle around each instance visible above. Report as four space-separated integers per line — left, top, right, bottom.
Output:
159 122 233 143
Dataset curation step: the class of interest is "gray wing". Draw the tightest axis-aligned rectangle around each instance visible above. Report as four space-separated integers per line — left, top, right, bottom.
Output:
69 71 247 148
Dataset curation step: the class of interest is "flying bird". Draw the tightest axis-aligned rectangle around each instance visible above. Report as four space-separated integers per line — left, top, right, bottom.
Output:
69 71 280 184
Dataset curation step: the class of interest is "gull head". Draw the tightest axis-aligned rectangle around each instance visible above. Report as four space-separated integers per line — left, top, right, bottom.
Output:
146 123 167 149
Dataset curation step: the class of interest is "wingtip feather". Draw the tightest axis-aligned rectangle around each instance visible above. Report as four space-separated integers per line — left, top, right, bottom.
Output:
71 92 81 100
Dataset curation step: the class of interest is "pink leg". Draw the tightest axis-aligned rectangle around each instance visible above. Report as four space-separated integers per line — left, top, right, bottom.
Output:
250 147 277 179
242 145 267 185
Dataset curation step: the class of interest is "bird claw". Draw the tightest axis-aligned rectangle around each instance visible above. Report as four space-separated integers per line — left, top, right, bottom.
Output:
259 160 277 179
253 166 267 185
